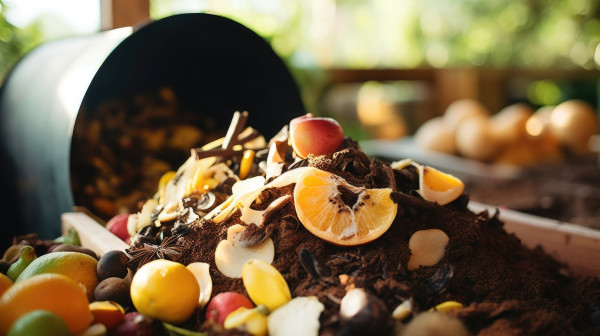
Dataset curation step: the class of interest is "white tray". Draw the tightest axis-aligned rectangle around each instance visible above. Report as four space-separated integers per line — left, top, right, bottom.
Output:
469 201 600 277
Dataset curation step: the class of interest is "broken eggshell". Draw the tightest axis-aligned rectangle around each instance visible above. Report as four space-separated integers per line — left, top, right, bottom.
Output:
268 296 324 336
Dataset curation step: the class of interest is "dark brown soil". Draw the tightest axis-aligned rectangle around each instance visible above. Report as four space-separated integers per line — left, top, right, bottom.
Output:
178 149 600 335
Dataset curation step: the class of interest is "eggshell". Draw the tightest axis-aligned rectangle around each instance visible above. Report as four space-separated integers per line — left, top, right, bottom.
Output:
490 103 534 145
443 99 490 131
549 100 598 155
414 117 456 154
525 106 554 138
455 116 500 161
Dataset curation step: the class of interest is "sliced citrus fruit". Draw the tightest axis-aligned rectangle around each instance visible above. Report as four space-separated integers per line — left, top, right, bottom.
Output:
417 165 464 205
293 167 397 246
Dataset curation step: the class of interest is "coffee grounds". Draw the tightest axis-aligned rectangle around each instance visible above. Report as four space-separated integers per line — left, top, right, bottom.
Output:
177 149 600 335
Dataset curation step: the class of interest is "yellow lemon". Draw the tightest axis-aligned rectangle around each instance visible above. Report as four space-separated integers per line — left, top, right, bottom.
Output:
0 272 13 297
130 259 200 324
0 273 92 334
16 251 98 300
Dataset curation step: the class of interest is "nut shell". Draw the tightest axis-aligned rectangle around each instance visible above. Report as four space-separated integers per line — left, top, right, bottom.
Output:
97 250 128 281
94 277 131 308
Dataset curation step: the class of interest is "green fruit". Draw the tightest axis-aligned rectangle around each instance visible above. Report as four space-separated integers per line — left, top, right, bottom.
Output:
15 251 98 300
8 310 70 336
7 246 37 281
54 229 81 246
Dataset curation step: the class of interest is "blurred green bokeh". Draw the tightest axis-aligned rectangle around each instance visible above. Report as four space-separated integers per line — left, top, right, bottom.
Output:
2 0 599 80
150 0 600 70
1 0 598 119
0 0 43 82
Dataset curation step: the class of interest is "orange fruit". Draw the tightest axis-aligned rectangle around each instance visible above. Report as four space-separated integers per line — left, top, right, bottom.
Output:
130 259 200 324
89 301 125 329
0 273 92 334
293 167 397 246
0 273 13 297
417 165 464 206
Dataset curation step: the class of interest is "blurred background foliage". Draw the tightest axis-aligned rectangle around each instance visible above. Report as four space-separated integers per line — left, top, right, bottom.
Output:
0 0 599 139
0 0 43 81
1 0 599 78
150 0 600 70
149 0 600 139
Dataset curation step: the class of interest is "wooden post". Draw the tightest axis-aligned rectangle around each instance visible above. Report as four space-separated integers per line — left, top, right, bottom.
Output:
100 0 151 30
434 68 480 114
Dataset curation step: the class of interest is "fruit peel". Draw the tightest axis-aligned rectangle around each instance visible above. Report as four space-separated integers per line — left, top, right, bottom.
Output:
242 259 291 312
89 301 125 329
223 306 268 336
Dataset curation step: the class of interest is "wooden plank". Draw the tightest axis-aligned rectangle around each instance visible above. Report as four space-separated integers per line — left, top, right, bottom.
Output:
100 0 150 30
327 68 436 83
469 201 600 278
61 212 129 256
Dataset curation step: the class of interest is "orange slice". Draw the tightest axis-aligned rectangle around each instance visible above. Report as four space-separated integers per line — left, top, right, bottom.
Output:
417 165 464 205
293 167 397 246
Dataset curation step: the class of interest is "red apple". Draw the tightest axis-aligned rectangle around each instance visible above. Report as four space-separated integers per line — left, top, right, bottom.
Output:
106 213 130 242
289 114 345 159
205 292 254 325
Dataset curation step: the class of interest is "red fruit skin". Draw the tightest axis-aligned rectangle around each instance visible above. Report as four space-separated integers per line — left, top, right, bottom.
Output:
109 312 155 336
205 292 255 325
290 116 345 158
106 213 130 241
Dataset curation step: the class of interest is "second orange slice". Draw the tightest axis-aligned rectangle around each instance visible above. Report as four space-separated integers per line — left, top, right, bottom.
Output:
293 167 397 246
